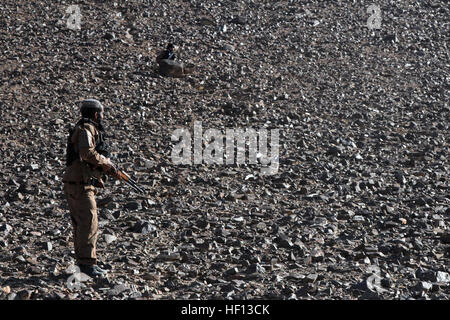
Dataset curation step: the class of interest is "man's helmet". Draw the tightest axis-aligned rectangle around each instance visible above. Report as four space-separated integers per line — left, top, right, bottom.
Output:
80 99 104 118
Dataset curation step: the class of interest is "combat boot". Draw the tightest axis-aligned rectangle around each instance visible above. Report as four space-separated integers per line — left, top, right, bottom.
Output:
79 264 108 278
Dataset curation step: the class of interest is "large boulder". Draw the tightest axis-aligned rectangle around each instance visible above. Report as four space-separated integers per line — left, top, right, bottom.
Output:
157 59 194 78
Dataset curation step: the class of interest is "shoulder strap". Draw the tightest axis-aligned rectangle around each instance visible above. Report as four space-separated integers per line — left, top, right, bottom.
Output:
76 117 98 129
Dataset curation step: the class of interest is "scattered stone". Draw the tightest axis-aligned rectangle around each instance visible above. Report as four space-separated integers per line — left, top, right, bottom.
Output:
441 233 450 244
418 282 433 291
0 224 12 235
305 273 318 283
16 290 32 300
7 293 17 301
224 267 239 277
156 252 181 262
352 215 365 222
124 201 142 211
132 221 157 235
326 145 344 156
1 286 11 295
231 15 247 25
310 248 324 262
245 263 265 274
435 271 450 284
275 234 294 248
108 283 130 297
104 234 117 244
416 269 435 282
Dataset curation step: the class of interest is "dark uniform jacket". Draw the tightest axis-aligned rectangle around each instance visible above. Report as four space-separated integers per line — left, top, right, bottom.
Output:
63 121 109 185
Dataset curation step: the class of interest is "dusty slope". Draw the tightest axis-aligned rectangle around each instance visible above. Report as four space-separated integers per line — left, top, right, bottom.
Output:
0 0 448 300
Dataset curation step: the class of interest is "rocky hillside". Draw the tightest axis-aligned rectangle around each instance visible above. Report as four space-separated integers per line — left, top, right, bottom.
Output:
0 0 448 300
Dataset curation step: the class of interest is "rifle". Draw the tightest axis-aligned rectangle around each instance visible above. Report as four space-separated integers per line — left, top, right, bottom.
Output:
85 161 145 194
111 168 146 194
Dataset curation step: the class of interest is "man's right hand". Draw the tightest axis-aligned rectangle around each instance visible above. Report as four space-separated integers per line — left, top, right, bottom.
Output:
102 159 121 179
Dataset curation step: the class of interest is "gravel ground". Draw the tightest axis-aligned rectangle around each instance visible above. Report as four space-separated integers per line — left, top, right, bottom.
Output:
0 0 448 300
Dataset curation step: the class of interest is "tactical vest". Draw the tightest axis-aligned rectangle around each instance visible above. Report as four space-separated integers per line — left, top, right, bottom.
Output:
66 118 110 167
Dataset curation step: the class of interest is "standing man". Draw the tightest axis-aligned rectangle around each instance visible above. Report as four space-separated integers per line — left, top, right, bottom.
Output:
63 99 119 277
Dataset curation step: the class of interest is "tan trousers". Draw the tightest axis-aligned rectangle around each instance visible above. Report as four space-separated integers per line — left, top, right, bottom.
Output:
63 183 98 266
